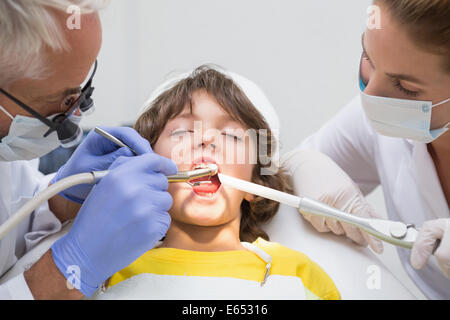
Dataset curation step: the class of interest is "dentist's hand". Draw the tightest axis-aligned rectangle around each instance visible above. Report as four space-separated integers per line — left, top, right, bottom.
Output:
51 152 178 297
282 149 384 254
53 126 151 203
411 218 450 278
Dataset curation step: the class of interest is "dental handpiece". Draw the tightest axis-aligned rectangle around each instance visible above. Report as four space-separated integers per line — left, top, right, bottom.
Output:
167 165 218 184
93 127 218 185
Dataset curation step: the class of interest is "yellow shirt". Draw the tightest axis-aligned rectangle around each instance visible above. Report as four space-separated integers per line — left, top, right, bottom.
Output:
107 238 340 300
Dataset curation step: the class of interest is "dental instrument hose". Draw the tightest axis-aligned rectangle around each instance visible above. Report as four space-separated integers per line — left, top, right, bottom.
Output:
0 171 109 241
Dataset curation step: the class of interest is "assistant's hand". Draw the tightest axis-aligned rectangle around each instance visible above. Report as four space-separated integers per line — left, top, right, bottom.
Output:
52 126 152 203
411 218 450 278
51 152 178 297
282 149 384 254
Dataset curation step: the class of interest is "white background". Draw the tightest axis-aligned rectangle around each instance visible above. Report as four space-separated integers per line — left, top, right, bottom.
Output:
82 0 425 298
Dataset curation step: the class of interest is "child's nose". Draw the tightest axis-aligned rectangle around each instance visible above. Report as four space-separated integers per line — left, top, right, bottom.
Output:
197 135 217 150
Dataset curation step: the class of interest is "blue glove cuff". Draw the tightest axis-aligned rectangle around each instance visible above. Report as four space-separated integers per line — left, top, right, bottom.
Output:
51 233 104 297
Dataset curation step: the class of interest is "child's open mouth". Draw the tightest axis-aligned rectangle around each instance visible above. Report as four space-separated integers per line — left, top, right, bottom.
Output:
190 163 222 197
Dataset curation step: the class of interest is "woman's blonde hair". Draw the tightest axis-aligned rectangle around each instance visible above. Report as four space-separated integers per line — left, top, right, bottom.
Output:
135 65 292 243
375 0 450 72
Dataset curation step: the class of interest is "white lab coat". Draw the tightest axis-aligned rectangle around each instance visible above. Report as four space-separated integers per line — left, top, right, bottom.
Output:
296 95 450 299
0 159 61 299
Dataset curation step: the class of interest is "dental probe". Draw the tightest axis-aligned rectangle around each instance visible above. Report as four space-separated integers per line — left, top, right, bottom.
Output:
93 127 218 184
94 127 138 156
218 173 419 249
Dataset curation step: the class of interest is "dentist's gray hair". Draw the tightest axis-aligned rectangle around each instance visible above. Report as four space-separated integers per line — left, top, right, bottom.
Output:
0 0 108 88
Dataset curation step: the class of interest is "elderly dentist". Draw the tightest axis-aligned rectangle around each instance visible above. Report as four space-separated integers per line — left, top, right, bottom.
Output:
284 0 449 299
0 1 177 299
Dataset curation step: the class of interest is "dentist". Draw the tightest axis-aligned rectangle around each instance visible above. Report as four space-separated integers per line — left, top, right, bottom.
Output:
0 1 177 299
284 0 449 299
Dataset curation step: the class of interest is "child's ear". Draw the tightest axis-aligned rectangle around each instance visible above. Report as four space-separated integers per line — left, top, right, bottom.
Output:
244 193 255 202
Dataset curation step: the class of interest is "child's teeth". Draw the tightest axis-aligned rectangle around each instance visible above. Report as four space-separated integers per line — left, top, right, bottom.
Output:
195 192 214 198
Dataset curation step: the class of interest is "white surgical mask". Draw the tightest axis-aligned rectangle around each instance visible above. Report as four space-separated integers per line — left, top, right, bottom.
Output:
359 80 450 143
0 105 61 161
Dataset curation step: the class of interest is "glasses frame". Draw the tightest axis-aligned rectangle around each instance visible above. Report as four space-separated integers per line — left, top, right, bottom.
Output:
0 60 98 137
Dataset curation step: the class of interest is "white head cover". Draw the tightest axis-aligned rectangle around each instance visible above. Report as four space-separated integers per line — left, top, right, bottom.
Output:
138 66 280 173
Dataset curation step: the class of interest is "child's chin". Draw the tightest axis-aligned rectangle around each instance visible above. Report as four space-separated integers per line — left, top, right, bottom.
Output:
182 210 228 226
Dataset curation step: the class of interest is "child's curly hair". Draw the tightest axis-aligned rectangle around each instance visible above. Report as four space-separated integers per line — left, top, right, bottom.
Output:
134 65 292 243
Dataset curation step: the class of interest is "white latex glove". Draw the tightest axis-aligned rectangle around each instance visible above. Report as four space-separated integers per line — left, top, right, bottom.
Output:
282 149 384 254
410 219 450 278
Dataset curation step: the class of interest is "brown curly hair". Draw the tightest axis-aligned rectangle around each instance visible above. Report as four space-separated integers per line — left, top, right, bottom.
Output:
134 65 292 243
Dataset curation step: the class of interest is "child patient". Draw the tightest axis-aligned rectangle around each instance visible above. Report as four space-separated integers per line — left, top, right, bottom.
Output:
96 65 340 300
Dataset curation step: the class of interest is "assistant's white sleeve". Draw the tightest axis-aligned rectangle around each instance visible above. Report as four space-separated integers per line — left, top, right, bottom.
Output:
0 273 34 300
297 95 380 195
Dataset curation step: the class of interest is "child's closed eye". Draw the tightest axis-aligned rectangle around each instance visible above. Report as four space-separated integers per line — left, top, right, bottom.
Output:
171 129 194 136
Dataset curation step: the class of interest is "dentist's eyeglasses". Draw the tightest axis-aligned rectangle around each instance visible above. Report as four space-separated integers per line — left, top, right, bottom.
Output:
0 60 98 148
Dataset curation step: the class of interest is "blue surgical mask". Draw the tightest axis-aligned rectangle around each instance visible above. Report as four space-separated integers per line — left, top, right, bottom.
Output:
359 77 450 143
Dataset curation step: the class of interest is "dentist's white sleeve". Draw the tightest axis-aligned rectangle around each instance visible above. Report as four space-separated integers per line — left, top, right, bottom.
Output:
0 273 34 300
298 95 380 195
0 160 61 300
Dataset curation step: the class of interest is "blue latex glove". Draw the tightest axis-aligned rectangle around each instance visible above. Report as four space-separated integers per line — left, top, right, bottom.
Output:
53 126 151 203
51 152 178 297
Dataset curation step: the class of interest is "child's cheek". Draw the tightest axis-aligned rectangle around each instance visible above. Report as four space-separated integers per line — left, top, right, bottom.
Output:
167 183 186 216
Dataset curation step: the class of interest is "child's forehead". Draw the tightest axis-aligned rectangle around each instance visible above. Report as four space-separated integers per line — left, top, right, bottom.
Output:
170 93 242 125
175 107 236 123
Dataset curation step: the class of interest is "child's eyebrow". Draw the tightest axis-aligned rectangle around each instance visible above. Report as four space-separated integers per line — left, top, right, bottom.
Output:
175 112 240 124
175 112 194 119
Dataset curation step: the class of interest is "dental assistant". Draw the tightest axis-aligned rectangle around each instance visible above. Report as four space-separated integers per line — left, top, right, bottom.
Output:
0 1 177 299
284 0 449 299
